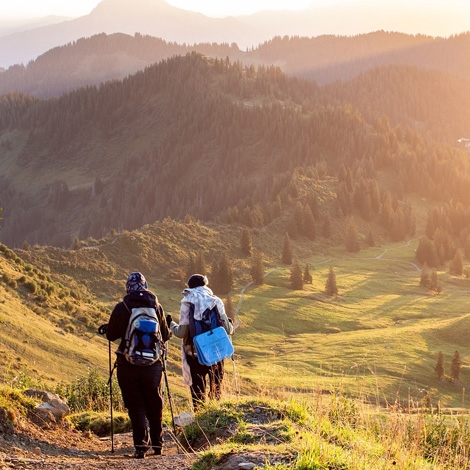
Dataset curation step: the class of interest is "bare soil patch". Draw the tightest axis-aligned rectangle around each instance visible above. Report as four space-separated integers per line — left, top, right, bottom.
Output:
0 417 195 469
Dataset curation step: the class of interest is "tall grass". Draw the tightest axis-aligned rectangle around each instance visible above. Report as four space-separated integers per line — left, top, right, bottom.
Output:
188 390 470 469
2 364 470 467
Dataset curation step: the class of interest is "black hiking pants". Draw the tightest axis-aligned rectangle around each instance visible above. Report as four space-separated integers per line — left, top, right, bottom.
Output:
209 360 224 400
187 355 225 409
117 361 164 452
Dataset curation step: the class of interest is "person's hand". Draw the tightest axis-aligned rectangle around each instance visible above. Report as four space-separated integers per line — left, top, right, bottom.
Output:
166 314 173 328
98 324 108 335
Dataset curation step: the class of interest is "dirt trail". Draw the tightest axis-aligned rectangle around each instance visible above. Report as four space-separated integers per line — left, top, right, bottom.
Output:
0 424 195 469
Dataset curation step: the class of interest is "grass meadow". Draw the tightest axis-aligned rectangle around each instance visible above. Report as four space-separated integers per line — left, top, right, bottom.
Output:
3 231 470 468
228 236 470 410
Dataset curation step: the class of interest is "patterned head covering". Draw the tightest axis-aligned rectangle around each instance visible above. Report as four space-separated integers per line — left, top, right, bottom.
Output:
126 272 148 294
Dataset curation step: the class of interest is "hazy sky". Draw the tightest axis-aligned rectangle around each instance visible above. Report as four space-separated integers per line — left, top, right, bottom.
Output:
0 0 316 18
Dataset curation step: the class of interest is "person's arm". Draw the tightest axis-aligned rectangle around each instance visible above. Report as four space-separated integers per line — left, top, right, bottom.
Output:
106 302 127 342
169 322 189 338
168 301 190 338
157 304 171 342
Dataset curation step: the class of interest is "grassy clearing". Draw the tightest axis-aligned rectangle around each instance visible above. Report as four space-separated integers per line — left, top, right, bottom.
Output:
230 237 470 409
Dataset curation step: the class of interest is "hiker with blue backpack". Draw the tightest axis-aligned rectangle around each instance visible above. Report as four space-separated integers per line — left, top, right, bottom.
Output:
166 274 234 410
105 272 171 459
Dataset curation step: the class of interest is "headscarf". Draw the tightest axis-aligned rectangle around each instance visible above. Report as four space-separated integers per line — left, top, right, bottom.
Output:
126 272 148 294
182 285 216 321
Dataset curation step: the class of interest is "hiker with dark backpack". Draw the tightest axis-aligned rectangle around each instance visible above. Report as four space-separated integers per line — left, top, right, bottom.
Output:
106 272 170 459
166 274 233 410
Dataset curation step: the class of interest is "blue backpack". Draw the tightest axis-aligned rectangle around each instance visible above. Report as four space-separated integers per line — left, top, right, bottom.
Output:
188 303 223 341
122 303 163 366
187 303 234 366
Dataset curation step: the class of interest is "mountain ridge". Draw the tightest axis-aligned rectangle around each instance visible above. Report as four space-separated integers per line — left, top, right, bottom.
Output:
0 0 254 68
1 0 469 69
2 31 470 99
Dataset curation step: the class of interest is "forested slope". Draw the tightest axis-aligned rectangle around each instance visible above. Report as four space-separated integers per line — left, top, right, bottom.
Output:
0 52 469 255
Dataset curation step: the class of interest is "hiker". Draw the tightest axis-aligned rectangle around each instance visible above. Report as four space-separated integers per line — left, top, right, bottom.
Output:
166 274 233 409
106 272 170 459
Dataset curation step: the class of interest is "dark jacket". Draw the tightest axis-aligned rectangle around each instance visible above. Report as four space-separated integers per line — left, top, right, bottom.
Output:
106 290 170 364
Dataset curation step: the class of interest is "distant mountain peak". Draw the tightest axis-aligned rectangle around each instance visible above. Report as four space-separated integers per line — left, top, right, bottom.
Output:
91 0 188 16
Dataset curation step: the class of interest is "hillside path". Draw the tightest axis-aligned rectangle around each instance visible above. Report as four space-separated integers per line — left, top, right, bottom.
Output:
0 426 196 470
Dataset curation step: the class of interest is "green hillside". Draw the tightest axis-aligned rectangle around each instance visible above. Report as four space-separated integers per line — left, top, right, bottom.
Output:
235 242 470 408
0 190 468 410
0 243 109 386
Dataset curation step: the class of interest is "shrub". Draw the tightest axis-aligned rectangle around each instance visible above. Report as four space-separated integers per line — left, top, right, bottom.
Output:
56 368 123 413
23 281 37 294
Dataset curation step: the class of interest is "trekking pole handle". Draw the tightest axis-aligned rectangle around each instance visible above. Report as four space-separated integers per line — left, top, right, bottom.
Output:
98 324 108 335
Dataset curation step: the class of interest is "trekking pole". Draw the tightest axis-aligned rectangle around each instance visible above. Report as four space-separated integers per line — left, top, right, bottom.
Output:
108 340 115 453
98 323 115 453
227 319 239 395
231 354 240 395
162 343 176 434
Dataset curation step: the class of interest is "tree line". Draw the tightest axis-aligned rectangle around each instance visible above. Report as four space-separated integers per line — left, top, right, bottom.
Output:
0 52 469 251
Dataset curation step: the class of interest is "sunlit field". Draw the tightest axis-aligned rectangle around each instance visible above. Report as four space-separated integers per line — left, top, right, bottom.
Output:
231 237 470 409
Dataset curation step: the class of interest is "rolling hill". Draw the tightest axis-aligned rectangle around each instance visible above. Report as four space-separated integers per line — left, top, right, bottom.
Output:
2 31 470 99
1 194 470 410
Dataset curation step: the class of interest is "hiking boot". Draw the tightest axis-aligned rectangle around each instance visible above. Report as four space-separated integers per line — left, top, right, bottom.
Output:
153 447 162 456
133 449 147 459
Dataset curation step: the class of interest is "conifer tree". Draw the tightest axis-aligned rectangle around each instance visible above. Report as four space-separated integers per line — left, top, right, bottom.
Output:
435 351 445 380
210 259 220 293
72 237 81 251
218 252 233 295
449 249 463 276
345 217 360 253
290 260 303 290
322 215 331 239
365 231 375 247
195 250 207 275
450 350 462 382
420 263 430 288
303 263 313 284
362 193 372 221
337 181 352 215
416 237 438 267
186 254 197 280
430 269 442 293
225 294 235 323
464 235 470 260
303 204 316 241
294 202 304 234
325 266 338 296
307 191 319 217
282 232 293 265
240 227 253 257
251 253 264 286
